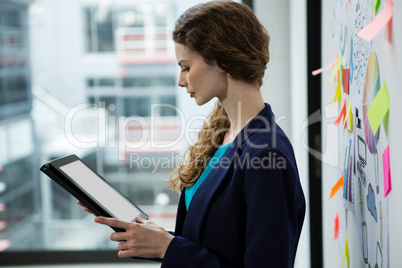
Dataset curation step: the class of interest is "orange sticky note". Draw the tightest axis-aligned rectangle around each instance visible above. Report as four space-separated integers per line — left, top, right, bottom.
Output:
312 62 334 76
334 212 339 240
343 100 352 129
382 145 391 197
329 176 344 199
357 0 393 41
334 99 346 126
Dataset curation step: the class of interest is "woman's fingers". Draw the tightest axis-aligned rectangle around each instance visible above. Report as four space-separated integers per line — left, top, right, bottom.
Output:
94 215 174 259
76 200 95 215
76 200 85 207
117 242 129 251
135 215 146 223
110 231 130 242
95 217 129 230
117 249 133 258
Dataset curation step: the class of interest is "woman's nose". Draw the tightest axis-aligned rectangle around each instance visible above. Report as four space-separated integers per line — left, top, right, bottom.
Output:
178 74 187 87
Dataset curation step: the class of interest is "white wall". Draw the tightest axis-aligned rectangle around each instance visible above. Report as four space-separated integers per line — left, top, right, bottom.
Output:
321 1 402 267
254 0 310 267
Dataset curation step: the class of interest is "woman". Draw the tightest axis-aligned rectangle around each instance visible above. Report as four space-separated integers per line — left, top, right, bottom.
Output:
80 1 305 267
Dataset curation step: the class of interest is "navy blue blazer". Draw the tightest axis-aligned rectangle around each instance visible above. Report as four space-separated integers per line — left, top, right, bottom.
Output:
161 103 305 267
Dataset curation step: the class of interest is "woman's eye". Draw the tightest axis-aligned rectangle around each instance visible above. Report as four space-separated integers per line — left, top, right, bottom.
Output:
181 67 189 72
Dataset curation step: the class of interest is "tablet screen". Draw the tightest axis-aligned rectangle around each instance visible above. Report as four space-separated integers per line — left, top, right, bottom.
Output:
59 160 141 222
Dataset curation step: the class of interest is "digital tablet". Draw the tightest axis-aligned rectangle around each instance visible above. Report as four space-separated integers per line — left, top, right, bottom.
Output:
40 154 148 232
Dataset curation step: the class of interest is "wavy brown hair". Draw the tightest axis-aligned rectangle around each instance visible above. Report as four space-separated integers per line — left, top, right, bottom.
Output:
168 0 270 192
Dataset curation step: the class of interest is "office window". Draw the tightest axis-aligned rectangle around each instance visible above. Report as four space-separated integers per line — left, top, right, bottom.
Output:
0 77 3 106
157 95 177 117
86 78 95 87
85 8 114 52
99 78 115 87
115 8 145 28
0 1 31 120
122 76 175 88
4 7 22 28
124 96 151 117
4 74 28 104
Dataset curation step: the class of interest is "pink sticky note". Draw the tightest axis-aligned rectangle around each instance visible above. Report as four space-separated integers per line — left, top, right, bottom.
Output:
357 0 393 41
382 145 391 197
312 62 334 76
343 68 350 94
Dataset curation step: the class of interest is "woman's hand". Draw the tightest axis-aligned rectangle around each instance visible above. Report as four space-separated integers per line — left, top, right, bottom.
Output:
95 215 174 259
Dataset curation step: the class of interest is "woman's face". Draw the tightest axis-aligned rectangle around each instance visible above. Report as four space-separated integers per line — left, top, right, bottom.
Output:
174 43 228 106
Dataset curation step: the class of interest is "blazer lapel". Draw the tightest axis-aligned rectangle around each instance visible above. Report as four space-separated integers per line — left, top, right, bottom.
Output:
182 103 276 242
183 144 239 242
174 189 187 236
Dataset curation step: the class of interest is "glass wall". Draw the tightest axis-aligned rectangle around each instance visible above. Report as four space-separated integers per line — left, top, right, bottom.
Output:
0 0 192 259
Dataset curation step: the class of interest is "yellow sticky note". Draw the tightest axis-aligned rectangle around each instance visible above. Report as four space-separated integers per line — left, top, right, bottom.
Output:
367 80 390 135
347 104 354 132
343 100 352 129
333 79 342 105
343 236 350 268
329 56 342 83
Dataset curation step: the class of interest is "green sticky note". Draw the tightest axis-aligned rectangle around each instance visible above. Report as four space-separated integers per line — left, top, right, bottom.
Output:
329 56 342 83
383 110 389 133
373 0 381 15
367 80 390 135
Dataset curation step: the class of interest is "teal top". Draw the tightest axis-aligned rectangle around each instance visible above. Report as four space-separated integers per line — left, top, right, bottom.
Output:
185 142 232 211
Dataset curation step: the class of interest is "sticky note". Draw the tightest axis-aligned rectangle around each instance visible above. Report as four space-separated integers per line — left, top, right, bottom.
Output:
367 81 390 135
347 103 354 132
312 62 334 76
343 236 350 268
386 13 392 42
357 0 393 41
335 99 346 127
373 0 381 15
334 212 339 240
343 68 349 94
382 145 391 197
333 79 342 105
329 56 342 83
343 100 352 129
383 110 389 133
329 176 344 199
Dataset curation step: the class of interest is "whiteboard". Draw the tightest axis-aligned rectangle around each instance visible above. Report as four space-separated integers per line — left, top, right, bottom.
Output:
321 0 402 267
